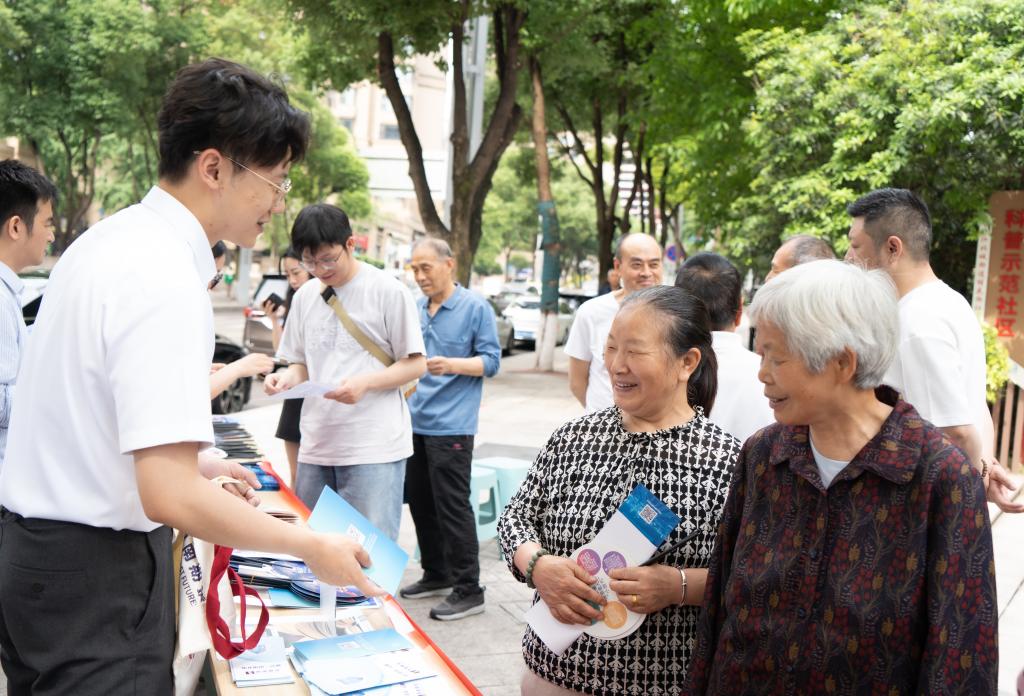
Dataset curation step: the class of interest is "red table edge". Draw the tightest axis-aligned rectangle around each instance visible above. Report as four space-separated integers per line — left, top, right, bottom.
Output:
258 461 483 696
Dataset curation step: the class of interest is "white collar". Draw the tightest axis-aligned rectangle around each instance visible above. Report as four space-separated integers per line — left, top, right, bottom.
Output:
140 186 216 289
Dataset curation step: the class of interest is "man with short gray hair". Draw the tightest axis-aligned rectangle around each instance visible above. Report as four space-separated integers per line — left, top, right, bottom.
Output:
400 237 501 620
765 234 835 281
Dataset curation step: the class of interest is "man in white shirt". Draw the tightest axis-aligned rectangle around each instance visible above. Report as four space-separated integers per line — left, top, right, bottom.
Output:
0 160 56 467
0 60 380 695
846 187 1022 513
266 203 426 541
675 252 774 442
566 233 663 411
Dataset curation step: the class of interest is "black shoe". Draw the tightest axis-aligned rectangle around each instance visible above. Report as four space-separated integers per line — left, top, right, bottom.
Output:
429 587 485 621
399 577 454 599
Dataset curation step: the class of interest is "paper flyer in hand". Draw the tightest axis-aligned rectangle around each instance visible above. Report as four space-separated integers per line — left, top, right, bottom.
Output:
267 381 335 400
307 486 410 596
524 484 680 655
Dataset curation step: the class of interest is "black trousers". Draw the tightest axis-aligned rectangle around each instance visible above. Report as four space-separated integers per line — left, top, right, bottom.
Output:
0 510 174 696
404 434 480 592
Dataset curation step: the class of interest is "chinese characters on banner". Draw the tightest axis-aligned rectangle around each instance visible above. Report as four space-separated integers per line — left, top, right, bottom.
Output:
984 193 1024 365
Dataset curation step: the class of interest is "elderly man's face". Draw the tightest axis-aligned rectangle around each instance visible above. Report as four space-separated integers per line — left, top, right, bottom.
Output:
615 237 663 292
765 240 797 282
755 321 842 426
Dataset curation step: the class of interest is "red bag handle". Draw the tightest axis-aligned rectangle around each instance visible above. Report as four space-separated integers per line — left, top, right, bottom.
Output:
206 545 270 659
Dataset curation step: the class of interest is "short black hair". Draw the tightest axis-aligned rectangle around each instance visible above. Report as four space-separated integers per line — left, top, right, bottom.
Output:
0 159 58 232
211 241 227 259
674 252 742 331
784 235 835 264
157 58 311 182
847 188 932 261
290 204 353 257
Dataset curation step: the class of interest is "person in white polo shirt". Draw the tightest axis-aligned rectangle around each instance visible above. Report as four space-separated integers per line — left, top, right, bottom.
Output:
0 59 380 695
676 252 774 442
846 187 1023 513
565 233 663 411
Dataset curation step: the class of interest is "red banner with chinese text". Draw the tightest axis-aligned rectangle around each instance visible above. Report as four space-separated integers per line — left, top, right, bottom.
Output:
985 192 1024 364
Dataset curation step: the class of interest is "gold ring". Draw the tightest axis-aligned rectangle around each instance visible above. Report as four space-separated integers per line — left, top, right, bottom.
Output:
631 594 638 606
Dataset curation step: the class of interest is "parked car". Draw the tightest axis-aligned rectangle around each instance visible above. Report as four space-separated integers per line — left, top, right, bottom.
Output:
242 273 291 358
18 269 49 326
503 298 574 346
211 336 255 414
486 298 515 356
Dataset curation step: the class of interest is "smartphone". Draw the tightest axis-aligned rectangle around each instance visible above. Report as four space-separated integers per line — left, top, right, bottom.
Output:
264 293 284 310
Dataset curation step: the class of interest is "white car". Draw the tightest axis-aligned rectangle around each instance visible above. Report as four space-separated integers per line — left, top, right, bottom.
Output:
503 298 574 346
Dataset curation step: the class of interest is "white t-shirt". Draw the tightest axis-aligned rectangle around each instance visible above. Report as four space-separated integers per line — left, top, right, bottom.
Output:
810 437 849 488
278 263 425 466
884 281 988 434
0 187 216 532
709 331 775 443
564 292 619 412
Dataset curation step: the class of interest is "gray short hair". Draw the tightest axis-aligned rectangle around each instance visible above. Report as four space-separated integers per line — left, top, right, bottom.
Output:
786 234 836 264
749 259 898 389
412 237 453 259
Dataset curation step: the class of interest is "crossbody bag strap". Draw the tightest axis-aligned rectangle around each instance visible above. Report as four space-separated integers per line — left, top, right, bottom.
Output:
320 283 394 367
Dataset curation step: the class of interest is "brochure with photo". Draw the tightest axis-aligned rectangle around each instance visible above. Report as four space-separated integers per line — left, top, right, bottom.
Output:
524 485 681 655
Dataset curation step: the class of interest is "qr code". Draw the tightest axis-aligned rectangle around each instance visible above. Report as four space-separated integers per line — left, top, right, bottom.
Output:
639 503 658 524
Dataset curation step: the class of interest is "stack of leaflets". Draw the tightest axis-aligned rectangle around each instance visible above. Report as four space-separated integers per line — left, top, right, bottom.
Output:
228 631 294 688
290 629 437 695
230 551 378 608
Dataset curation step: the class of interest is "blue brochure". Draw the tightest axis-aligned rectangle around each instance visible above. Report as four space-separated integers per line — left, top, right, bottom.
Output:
306 486 410 596
293 628 412 663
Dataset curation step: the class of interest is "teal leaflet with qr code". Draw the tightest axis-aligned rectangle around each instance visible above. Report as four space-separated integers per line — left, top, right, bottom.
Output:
618 485 680 547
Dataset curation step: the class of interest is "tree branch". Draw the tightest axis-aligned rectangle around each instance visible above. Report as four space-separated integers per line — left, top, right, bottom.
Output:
554 101 597 178
551 130 594 189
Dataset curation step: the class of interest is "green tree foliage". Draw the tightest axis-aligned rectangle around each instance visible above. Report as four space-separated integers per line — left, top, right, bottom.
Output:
1 0 371 257
481 145 595 283
724 0 1024 290
293 0 527 284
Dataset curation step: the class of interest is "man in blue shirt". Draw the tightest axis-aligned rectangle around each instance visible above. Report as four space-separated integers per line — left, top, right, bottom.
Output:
0 160 56 467
401 237 500 620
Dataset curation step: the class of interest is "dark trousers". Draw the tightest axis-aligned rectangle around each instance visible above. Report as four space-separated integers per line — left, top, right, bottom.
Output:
404 434 480 592
0 510 174 696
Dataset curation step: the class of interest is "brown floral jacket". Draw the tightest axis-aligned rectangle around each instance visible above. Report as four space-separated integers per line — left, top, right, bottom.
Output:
683 399 998 695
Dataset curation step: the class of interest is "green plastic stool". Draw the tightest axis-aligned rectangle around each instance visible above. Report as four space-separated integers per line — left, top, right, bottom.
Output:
469 465 500 543
473 456 531 512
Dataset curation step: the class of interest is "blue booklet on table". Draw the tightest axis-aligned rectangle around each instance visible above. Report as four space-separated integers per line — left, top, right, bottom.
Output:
307 486 410 596
293 628 412 663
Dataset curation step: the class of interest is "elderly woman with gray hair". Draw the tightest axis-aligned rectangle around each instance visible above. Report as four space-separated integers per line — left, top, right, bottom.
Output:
683 259 998 695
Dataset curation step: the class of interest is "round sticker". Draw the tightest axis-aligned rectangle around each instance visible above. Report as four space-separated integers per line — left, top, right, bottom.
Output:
602 551 627 573
603 601 628 629
576 549 601 575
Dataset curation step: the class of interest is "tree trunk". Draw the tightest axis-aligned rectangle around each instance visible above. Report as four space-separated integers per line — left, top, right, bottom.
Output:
530 57 560 372
375 5 524 287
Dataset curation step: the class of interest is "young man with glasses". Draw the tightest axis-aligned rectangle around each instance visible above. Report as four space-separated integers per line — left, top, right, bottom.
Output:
265 203 426 541
0 60 380 695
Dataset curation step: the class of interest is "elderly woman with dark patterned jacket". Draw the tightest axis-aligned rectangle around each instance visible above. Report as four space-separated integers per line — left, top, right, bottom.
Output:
498 286 742 696
683 259 998 695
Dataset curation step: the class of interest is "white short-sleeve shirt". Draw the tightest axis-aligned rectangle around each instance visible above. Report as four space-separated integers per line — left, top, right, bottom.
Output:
564 292 619 412
277 262 425 466
0 187 216 532
884 280 988 432
709 330 775 443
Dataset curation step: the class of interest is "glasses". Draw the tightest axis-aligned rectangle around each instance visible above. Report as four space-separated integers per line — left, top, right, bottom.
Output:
299 248 346 274
193 151 292 205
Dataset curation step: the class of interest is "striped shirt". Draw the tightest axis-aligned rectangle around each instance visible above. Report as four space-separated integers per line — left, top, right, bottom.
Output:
0 261 27 466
